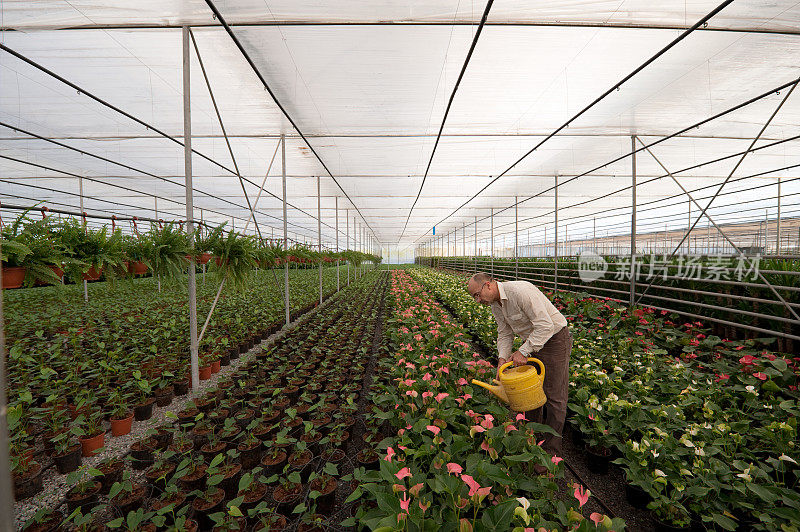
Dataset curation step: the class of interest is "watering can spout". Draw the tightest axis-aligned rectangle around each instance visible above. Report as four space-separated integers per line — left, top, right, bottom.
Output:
471 379 510 404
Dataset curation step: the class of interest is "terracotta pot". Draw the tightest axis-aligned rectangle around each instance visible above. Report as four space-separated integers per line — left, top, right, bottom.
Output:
199 365 212 380
199 252 212 265
82 266 103 281
2 266 26 289
127 261 148 275
110 413 134 437
211 359 221 374
79 432 105 457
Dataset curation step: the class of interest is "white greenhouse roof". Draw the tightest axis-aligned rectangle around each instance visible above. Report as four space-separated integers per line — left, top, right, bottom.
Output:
1 1 799 252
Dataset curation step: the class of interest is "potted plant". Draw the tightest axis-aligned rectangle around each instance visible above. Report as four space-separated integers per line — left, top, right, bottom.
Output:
122 234 151 276
109 470 147 517
108 389 134 437
65 467 102 514
1 211 63 288
97 456 126 494
21 508 65 532
209 230 257 289
75 409 105 457
131 371 156 421
57 218 124 282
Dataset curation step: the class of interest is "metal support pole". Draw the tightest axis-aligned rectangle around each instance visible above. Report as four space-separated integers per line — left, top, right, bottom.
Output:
317 176 322 305
515 196 519 279
490 208 494 277
776 177 781 253
183 27 200 391
630 135 637 306
78 176 89 302
346 210 350 285
282 135 290 326
554 176 559 292
474 215 478 272
765 209 769 255
335 197 339 291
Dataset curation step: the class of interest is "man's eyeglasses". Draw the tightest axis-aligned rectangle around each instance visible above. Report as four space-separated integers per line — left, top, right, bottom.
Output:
470 281 490 301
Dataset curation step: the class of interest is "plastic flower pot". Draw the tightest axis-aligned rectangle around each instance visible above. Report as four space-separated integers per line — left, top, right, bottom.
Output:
21 508 63 532
625 482 652 509
13 462 43 501
53 443 82 474
272 483 303 516
2 266 26 289
586 445 611 474
191 487 225 532
211 359 221 374
309 475 337 516
199 365 212 380
79 432 105 457
155 386 174 407
134 398 155 421
111 483 147 516
98 459 125 494
110 413 134 437
66 481 101 514
82 266 103 281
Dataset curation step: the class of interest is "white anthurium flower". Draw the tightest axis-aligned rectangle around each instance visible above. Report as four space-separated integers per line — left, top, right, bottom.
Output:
516 497 530 511
651 450 660 458
695 448 705 457
655 469 667 478
680 468 693 476
736 469 752 482
779 454 797 464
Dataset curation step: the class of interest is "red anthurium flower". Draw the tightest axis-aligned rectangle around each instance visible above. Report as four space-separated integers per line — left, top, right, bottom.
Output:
753 372 767 381
739 355 756 366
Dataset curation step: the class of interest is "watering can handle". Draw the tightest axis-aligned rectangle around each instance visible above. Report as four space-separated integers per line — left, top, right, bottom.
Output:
528 357 545 380
498 357 546 379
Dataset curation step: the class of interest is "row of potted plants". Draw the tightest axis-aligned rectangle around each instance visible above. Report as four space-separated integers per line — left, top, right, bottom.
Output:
8 268 346 506
353 270 623 531
1 209 382 289
20 270 390 531
409 267 799 531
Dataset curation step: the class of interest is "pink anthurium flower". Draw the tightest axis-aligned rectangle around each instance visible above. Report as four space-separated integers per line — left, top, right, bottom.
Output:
551 455 563 465
395 467 412 480
446 462 463 475
384 447 396 462
426 425 441 436
435 392 450 402
590 513 604 526
573 483 590 507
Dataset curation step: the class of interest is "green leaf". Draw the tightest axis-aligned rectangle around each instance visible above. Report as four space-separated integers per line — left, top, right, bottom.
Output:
228 506 243 517
345 487 363 504
712 513 738 531
288 471 301 484
209 454 225 468
747 483 777 504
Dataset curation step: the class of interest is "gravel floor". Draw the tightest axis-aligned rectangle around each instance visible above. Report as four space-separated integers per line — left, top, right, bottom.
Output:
13 294 339 531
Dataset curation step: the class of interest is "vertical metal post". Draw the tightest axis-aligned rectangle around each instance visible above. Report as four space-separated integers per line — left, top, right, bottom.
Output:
317 176 322 305
79 176 88 302
462 224 466 272
776 177 781 254
474 215 478 273
764 209 769 255
183 26 200 391
630 136 637 306
593 217 596 252
346 210 350 285
335 197 340 291
515 197 519 280
282 135 290 326
554 176 559 292
687 200 691 255
490 208 494 277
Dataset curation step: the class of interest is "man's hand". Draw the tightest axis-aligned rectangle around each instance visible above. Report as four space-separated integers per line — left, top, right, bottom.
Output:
497 358 509 379
510 351 527 366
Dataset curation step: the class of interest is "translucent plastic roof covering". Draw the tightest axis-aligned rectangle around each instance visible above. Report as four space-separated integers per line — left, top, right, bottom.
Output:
2 1 800 252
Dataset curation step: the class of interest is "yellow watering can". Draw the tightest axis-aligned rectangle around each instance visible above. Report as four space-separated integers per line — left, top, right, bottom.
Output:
471 358 547 411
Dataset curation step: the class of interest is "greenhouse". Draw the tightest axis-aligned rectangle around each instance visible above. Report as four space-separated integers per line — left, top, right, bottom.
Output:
1 1 799 531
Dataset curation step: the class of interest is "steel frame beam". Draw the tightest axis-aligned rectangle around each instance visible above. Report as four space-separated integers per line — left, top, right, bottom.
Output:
634 80 800 321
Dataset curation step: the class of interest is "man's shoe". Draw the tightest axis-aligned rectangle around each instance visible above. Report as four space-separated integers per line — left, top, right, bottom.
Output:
532 463 548 475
